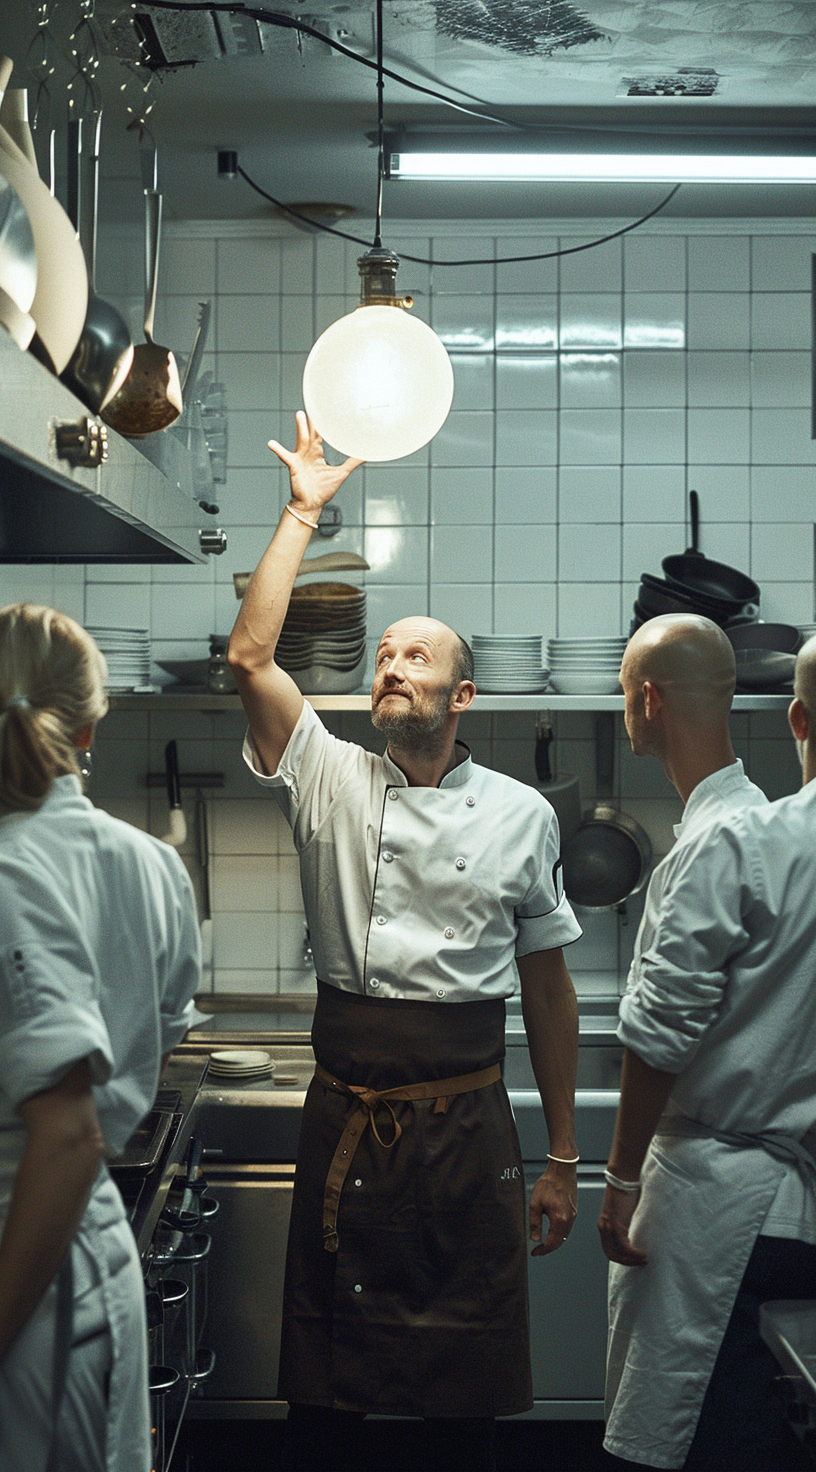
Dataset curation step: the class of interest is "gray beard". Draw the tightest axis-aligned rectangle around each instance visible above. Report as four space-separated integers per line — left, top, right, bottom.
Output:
371 693 450 761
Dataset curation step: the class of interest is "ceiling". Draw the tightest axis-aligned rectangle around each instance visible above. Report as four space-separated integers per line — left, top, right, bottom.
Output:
0 0 815 226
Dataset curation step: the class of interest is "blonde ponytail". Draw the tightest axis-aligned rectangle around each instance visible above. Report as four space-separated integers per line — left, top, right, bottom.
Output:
0 604 109 811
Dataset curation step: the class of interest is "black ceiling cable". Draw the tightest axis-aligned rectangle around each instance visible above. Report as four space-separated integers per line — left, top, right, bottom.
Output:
236 164 683 265
136 0 686 264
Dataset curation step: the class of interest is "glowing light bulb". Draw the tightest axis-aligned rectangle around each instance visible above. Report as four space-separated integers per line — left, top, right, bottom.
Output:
302 250 453 462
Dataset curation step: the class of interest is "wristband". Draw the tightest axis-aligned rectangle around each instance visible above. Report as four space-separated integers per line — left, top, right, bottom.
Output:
285 502 319 530
604 1170 641 1193
547 1153 580 1164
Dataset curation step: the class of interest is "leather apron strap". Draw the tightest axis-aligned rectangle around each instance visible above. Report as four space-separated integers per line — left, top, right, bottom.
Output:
45 1250 73 1472
314 1061 502 1253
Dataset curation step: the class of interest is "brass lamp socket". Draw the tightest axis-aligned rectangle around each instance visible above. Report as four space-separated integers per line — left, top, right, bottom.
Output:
357 247 413 309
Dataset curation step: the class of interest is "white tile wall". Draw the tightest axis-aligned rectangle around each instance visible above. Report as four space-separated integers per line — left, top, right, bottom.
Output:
45 217 816 994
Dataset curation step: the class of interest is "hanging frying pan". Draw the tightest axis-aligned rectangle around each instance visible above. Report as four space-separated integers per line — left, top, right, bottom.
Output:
0 170 36 346
60 114 134 413
560 713 652 910
662 491 760 608
0 55 87 375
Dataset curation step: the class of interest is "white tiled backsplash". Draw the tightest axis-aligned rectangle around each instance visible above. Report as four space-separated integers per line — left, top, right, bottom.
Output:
2 215 813 995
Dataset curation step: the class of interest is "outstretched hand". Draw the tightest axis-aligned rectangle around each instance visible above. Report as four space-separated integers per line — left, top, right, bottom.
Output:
269 410 363 516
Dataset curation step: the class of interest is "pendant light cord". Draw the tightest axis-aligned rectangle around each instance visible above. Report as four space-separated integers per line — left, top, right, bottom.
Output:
373 0 384 250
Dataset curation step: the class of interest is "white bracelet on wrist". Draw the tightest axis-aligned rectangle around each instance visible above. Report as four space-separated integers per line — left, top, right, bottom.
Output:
547 1153 580 1164
285 502 319 530
604 1169 641 1193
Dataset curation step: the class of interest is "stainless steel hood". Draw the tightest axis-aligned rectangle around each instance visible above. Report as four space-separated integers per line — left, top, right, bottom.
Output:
0 330 225 562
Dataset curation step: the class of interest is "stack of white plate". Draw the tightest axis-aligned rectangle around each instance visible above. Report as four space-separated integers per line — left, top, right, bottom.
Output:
547 637 627 695
208 1049 274 1080
277 583 367 694
86 626 152 692
471 635 548 693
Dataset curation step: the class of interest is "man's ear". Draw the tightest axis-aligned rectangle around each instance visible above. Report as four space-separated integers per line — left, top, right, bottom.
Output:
789 696 809 743
642 680 663 721
451 681 476 713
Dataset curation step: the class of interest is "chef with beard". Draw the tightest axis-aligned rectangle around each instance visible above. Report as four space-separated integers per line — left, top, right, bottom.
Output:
228 413 582 1472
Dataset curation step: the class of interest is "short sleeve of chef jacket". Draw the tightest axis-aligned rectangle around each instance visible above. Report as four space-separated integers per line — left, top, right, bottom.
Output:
514 797 581 956
0 927 113 1110
243 700 364 845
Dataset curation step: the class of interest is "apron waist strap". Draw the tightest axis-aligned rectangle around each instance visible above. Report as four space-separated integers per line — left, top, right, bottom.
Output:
655 1112 816 1186
314 1061 502 1253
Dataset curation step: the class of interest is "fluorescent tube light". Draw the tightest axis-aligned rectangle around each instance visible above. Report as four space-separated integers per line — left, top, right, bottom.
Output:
389 152 816 184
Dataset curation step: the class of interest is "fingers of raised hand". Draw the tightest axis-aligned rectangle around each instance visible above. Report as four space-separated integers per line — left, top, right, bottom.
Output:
268 438 293 468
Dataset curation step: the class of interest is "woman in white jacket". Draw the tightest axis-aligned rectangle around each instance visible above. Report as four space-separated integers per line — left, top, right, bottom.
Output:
0 603 201 1472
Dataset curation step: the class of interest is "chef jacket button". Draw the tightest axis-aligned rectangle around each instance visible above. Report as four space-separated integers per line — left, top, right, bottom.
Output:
382 850 394 862
354 1283 363 1293
466 795 475 807
436 989 446 998
455 857 466 870
444 927 455 939
354 1178 363 1187
369 978 380 989
376 915 387 926
388 789 399 800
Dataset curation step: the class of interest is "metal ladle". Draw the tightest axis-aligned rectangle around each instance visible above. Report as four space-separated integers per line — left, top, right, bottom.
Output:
60 113 134 414
102 144 182 437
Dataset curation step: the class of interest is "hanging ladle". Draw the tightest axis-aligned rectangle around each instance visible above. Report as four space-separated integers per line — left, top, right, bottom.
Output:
102 139 182 437
60 113 134 414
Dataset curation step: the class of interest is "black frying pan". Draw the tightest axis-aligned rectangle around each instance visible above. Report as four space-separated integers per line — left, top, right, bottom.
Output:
662 491 760 608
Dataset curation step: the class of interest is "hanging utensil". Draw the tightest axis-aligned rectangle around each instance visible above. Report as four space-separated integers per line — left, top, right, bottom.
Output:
102 140 182 437
534 717 581 846
160 739 186 847
561 713 652 910
233 550 371 599
60 113 134 414
662 491 760 609
180 298 211 402
0 54 87 375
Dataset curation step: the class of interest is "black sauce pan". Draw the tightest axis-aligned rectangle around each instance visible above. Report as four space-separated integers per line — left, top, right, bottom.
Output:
638 573 744 623
662 491 760 608
560 714 652 911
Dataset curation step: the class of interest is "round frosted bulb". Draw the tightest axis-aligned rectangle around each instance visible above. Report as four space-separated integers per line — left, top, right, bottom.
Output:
302 304 454 462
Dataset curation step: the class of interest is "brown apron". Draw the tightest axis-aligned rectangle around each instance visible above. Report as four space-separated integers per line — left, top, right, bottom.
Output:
278 980 533 1418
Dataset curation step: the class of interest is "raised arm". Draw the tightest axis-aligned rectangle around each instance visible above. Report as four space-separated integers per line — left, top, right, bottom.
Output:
228 412 362 775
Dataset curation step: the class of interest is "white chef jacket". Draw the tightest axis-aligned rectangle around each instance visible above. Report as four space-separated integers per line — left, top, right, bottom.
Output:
0 774 201 1472
243 700 581 1000
606 767 816 1469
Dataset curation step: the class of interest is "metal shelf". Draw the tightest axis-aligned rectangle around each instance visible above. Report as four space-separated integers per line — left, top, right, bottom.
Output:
108 691 794 712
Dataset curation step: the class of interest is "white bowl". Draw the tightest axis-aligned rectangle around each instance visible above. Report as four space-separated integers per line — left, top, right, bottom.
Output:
548 673 622 695
290 654 368 694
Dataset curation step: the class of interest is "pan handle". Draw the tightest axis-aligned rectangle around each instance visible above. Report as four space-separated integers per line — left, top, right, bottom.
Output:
534 718 554 783
143 187 162 342
689 489 699 555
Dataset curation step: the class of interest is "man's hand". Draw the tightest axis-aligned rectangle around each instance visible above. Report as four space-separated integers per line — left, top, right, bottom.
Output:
268 410 362 518
597 1184 647 1267
529 1161 577 1256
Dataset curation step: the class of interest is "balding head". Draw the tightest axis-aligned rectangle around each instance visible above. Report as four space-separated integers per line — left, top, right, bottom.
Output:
622 614 736 717
794 634 816 718
377 617 473 687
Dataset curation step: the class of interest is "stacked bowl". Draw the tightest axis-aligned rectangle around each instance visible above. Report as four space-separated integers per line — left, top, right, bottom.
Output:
471 635 548 693
276 582 367 694
547 637 627 695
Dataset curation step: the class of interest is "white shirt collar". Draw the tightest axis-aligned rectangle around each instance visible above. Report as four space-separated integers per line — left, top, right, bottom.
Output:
382 741 473 790
672 758 747 838
0 773 84 827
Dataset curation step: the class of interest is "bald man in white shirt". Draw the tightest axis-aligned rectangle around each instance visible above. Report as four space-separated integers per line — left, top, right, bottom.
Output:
229 414 583 1472
599 619 816 1471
